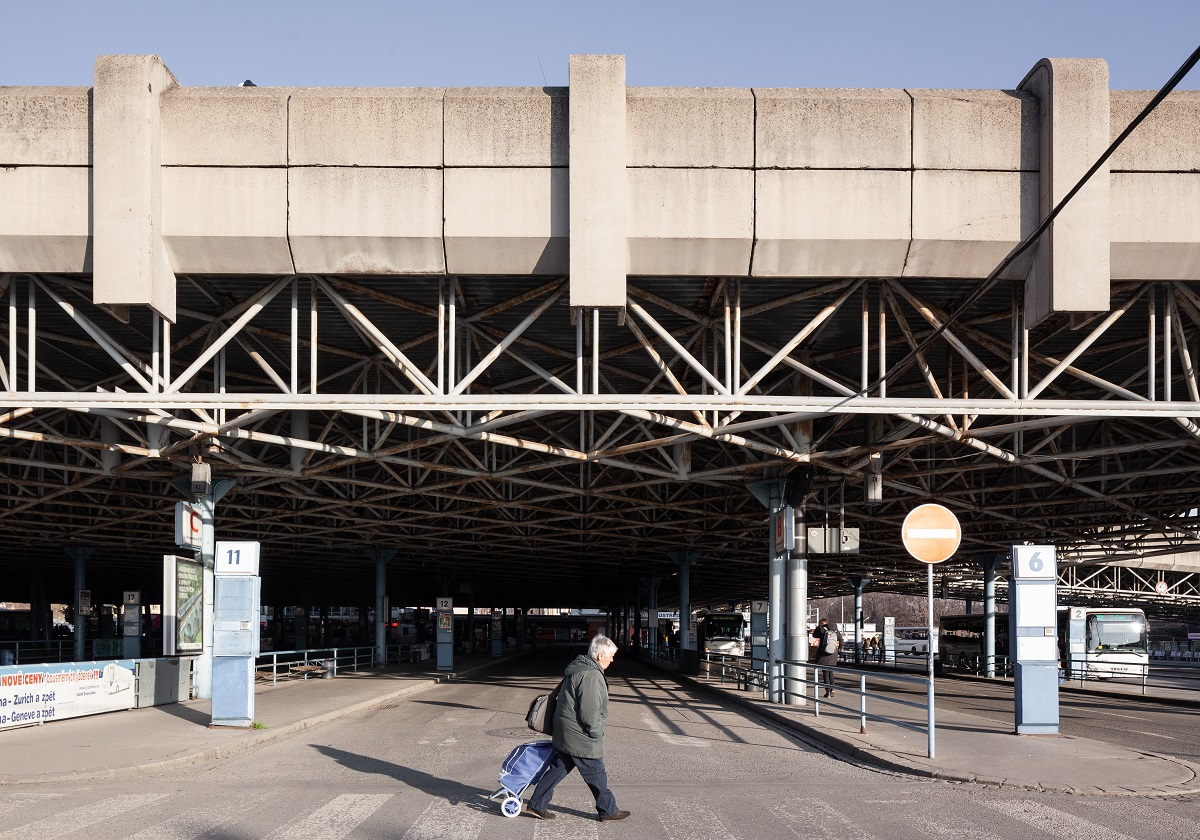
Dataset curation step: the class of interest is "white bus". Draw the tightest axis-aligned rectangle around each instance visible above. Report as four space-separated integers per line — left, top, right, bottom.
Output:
697 612 748 657
1058 607 1149 679
893 626 938 657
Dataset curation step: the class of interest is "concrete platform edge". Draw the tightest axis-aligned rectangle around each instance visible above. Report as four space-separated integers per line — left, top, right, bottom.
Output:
640 657 1200 797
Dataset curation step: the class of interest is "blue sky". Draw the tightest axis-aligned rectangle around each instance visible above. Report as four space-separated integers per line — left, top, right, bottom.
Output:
2 1 1198 91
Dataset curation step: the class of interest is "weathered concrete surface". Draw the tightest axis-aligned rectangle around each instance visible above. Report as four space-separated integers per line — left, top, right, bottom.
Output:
628 168 752 276
910 88 1038 171
0 87 90 166
569 55 626 307
162 167 292 275
445 86 566 167
907 170 1038 278
753 169 911 277
445 167 567 275
755 88 911 169
6 53 1200 309
161 87 287 166
91 54 178 319
290 88 444 167
290 167 444 275
627 87 753 168
0 167 90 271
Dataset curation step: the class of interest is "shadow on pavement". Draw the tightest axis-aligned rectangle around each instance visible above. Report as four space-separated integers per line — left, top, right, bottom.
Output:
311 744 494 813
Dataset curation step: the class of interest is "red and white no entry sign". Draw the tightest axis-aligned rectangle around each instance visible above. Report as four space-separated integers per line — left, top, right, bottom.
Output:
901 503 961 564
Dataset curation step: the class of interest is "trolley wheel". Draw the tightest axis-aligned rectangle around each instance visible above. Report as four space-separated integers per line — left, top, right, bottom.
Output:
500 796 523 818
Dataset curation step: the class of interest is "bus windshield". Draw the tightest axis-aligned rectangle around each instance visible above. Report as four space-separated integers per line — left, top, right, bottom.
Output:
702 615 744 639
1087 615 1147 653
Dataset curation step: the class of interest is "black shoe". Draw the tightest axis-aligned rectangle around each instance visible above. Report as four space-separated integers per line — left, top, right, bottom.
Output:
525 806 556 820
599 810 631 822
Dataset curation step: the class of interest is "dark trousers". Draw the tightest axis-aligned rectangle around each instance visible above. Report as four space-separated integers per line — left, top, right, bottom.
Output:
817 654 838 693
528 752 619 816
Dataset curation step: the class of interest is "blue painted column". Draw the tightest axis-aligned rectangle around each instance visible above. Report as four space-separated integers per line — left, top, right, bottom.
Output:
668 550 698 673
366 548 396 667
978 554 1003 678
64 546 95 662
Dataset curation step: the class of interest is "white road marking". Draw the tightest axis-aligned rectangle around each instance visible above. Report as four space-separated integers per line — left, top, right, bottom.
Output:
641 713 710 747
1091 710 1150 721
981 799 1139 840
535 794 600 840
0 794 169 839
0 792 65 817
268 793 392 840
911 814 1006 839
124 793 271 840
769 796 878 840
401 799 485 840
659 799 739 840
1127 729 1175 740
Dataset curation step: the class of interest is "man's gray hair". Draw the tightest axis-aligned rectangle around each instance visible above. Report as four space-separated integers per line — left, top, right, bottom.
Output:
589 634 618 659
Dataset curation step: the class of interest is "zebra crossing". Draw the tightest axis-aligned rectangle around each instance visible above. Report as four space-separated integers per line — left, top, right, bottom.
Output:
0 788 1194 840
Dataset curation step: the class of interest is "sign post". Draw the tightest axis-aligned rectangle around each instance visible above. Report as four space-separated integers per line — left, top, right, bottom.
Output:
901 502 960 758
211 540 261 728
435 596 454 671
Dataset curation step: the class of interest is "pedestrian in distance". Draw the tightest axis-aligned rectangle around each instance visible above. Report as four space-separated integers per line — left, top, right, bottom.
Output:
525 634 631 822
813 618 843 697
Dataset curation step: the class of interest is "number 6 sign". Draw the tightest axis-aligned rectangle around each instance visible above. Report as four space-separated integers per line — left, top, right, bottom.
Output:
1012 545 1056 580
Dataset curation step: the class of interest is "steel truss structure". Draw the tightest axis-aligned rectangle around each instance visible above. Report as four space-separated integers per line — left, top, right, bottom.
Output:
3 270 1200 617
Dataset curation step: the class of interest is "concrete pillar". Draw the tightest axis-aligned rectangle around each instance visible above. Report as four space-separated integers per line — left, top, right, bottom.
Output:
747 478 793 703
848 577 871 666
979 554 1003 678
64 546 95 662
568 55 626 308
366 548 395 667
647 576 660 652
634 585 643 650
668 550 698 673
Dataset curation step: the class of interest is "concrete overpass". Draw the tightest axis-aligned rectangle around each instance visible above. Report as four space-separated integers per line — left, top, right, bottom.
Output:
2 53 1200 624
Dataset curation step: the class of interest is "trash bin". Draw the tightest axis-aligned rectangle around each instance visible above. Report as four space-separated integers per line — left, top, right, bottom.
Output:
0 649 14 667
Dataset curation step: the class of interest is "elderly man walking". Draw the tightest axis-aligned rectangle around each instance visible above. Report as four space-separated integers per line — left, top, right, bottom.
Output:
525 634 631 822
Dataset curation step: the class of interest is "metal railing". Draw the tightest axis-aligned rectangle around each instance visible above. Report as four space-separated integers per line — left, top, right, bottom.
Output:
772 657 938 759
255 644 430 685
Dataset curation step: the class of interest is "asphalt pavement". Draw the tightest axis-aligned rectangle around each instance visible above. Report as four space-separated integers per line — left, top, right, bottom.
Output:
1 647 1197 798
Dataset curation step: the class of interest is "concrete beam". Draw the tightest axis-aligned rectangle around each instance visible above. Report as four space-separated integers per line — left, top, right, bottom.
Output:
91 54 178 321
1109 90 1200 172
161 87 287 166
1111 173 1200 280
1019 58 1111 326
755 88 910 169
911 89 1038 171
162 168 292 274
753 170 911 277
627 168 753 276
290 167 444 274
445 168 567 275
445 87 566 167
290 88 444 166
627 87 753 168
569 55 626 308
0 87 90 166
0 167 90 272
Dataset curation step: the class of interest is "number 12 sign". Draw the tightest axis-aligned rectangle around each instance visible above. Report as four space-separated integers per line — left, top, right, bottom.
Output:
215 541 261 576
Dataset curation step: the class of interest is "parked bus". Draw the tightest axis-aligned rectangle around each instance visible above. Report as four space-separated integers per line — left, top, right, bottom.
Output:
937 614 1010 673
1058 607 1149 679
697 611 747 656
893 626 938 657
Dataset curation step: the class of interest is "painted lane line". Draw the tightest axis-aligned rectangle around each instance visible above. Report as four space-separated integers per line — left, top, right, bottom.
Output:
658 799 740 840
125 792 272 840
769 796 879 840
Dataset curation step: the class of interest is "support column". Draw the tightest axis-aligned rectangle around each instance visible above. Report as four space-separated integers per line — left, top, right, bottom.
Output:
366 549 395 667
668 550 698 674
647 576 660 653
978 554 1003 678
785 505 808 706
848 577 871 666
634 585 643 650
748 479 792 704
65 546 95 662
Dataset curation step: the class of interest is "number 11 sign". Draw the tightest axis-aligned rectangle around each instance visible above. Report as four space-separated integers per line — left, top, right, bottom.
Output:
215 541 261 576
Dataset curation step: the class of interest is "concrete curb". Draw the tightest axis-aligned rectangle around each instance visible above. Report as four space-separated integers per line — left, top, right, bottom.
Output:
943 669 1200 711
0 658 508 786
642 658 1200 797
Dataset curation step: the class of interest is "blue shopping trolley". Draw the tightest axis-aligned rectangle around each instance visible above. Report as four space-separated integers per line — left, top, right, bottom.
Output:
489 740 557 818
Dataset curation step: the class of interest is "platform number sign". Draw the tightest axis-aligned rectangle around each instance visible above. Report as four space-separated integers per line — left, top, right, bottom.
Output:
436 597 453 611
1012 545 1056 580
214 540 260 575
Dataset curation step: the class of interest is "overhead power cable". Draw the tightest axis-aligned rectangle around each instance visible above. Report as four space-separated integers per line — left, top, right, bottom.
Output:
861 43 1200 400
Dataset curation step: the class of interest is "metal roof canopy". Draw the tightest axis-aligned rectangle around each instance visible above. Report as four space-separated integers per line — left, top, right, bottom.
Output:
3 271 1200 619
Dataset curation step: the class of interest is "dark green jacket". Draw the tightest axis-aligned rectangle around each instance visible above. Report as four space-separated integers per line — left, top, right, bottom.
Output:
552 654 608 758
